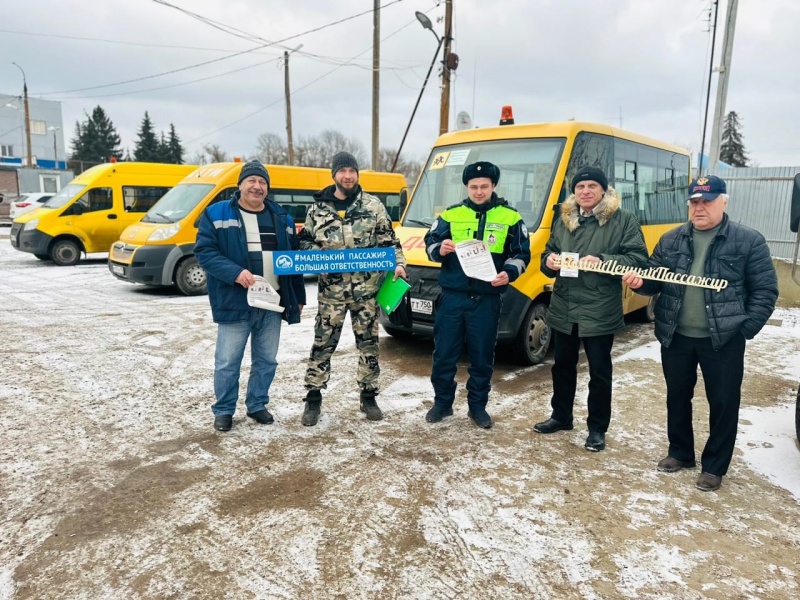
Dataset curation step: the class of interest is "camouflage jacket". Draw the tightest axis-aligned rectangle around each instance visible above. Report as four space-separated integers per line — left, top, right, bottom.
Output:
299 184 407 302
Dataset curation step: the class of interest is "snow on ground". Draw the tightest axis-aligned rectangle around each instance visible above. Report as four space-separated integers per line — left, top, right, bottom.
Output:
1 230 799 600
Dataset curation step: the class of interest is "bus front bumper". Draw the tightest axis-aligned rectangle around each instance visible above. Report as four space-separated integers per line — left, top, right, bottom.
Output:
108 243 176 286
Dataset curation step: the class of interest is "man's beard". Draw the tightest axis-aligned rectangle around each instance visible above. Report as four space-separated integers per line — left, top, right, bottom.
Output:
335 181 358 197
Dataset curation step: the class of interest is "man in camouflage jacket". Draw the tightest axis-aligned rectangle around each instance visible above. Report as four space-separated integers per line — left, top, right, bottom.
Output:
298 151 407 426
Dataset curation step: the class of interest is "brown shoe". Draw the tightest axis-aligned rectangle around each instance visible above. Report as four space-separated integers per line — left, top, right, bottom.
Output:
696 472 722 492
657 456 697 473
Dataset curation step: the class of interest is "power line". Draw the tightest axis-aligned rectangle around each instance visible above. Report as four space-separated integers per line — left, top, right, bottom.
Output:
37 0 406 96
57 56 283 100
185 10 432 145
0 28 422 71
0 28 275 54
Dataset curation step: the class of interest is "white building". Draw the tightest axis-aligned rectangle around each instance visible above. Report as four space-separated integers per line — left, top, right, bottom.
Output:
0 93 66 170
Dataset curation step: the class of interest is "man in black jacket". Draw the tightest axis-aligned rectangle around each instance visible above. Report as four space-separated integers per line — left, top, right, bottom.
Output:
623 175 778 492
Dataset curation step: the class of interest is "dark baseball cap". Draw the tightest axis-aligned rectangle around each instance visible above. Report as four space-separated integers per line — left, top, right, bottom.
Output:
688 175 726 200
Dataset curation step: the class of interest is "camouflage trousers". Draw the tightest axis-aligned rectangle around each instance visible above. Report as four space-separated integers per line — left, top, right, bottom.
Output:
305 297 380 392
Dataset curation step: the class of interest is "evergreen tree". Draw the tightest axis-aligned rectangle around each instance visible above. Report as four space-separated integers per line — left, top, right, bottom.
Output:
157 132 169 162
720 111 748 167
165 123 184 164
133 112 161 162
69 106 122 162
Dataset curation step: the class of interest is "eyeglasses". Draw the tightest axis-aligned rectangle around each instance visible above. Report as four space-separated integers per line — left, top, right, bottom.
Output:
686 197 719 207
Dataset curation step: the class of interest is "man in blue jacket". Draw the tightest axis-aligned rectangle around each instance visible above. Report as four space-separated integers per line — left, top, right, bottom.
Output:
195 160 306 432
623 175 778 492
424 161 530 429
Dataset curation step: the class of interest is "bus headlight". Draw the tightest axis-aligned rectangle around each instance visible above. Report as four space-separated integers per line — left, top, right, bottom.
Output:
147 222 181 241
24 219 39 231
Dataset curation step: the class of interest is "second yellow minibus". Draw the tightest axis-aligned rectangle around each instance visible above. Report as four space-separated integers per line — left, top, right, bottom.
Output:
379 112 691 364
108 162 407 295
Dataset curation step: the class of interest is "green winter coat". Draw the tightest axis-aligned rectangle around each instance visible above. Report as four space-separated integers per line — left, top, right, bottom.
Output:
541 187 647 337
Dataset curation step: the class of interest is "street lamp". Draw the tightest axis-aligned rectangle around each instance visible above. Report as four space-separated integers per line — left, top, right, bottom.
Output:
48 126 60 169
11 62 33 167
390 12 444 172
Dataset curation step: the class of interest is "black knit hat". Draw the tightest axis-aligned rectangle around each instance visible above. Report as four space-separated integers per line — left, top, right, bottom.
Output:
570 166 608 192
462 161 500 185
331 151 359 177
238 160 270 187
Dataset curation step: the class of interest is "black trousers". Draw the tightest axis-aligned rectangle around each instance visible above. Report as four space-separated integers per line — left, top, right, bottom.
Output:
661 332 745 477
550 325 615 433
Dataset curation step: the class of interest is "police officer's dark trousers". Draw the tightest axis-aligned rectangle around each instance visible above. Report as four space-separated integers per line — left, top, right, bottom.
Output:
550 324 614 433
431 291 501 411
661 332 745 477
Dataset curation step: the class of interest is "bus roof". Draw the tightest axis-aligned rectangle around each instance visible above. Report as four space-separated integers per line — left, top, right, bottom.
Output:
72 162 196 183
432 120 690 157
182 162 406 191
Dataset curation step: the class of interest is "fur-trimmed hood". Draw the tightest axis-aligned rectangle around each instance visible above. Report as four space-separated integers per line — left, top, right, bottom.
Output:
560 187 621 232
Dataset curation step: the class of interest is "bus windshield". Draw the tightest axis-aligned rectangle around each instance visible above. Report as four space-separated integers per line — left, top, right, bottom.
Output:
44 184 86 209
142 183 214 223
403 138 565 229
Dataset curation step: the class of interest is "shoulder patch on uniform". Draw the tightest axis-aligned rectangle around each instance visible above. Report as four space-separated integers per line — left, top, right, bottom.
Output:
521 224 528 237
430 218 439 231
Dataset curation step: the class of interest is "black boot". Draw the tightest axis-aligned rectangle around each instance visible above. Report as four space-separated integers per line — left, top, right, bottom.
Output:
467 405 493 429
302 389 322 426
359 389 384 421
425 404 454 423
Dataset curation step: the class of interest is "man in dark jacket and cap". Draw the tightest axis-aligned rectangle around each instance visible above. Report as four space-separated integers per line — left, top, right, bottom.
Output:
533 166 647 451
623 175 778 491
195 160 306 432
424 161 530 429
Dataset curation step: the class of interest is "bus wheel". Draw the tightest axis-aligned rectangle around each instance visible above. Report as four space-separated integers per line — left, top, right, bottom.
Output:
175 257 207 296
635 294 658 323
382 325 414 341
51 239 81 266
514 302 551 365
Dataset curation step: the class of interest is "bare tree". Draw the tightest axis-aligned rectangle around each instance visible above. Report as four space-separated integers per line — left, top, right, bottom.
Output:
202 143 230 163
254 133 288 164
376 147 423 187
294 129 367 168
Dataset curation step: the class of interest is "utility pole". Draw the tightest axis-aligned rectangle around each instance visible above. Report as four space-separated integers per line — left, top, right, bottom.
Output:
283 46 303 166
698 1 719 177
708 0 738 169
372 0 380 169
439 0 454 136
12 62 32 167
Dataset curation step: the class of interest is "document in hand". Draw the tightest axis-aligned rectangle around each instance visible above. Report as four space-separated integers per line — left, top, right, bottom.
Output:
376 274 411 315
247 276 284 313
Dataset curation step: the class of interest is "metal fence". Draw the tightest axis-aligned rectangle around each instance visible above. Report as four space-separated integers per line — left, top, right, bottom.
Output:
706 166 799 260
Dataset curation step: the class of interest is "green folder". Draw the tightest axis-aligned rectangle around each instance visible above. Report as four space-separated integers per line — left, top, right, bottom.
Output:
376 273 411 315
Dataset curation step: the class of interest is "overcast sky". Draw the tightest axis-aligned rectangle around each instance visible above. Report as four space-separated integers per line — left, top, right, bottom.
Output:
2 0 798 168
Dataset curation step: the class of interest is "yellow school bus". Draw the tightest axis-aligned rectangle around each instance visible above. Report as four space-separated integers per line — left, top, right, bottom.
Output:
10 162 195 266
380 113 690 364
108 162 407 295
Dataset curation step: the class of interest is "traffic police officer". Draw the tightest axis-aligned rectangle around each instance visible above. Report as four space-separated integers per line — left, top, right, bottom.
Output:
424 161 530 428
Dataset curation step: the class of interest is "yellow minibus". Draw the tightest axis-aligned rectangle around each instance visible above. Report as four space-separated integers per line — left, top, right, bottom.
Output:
108 162 407 295
380 110 691 364
10 162 195 266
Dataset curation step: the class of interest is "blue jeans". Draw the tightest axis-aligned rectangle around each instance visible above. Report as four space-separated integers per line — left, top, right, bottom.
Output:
212 309 282 416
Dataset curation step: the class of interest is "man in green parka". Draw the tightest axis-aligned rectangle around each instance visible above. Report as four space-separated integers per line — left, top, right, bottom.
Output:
532 166 647 451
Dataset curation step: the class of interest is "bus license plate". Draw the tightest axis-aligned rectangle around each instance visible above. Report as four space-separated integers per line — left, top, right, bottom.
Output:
411 299 433 315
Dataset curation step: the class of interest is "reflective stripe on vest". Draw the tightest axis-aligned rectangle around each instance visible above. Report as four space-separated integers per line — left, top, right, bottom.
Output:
441 204 521 253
